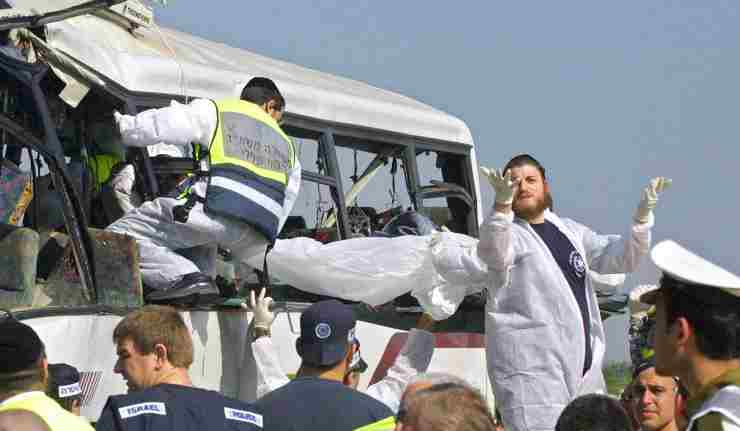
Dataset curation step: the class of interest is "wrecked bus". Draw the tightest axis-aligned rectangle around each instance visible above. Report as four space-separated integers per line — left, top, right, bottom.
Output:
0 0 492 420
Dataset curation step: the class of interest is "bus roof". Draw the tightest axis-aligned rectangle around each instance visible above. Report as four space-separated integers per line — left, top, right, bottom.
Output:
13 0 475 147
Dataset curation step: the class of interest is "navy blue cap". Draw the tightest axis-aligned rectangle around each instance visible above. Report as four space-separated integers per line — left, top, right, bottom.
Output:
48 363 82 399
296 300 357 366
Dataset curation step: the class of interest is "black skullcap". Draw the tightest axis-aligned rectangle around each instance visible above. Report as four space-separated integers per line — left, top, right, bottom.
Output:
0 317 44 373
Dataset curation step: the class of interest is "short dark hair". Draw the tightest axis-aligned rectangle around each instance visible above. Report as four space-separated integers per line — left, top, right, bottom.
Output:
504 154 547 181
240 77 285 111
661 275 740 360
555 394 632 431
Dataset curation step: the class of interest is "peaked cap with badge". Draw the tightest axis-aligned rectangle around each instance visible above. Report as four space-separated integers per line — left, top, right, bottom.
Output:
640 240 740 305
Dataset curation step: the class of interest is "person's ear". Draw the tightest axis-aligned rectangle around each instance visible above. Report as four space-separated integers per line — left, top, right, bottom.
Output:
674 317 692 351
342 342 355 369
153 344 169 369
41 357 49 384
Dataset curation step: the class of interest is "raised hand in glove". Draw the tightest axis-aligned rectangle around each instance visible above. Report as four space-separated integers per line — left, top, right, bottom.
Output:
248 287 275 331
634 177 672 224
629 284 658 315
480 166 520 205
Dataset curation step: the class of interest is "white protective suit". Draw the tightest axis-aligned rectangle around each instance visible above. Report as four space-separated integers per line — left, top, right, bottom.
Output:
252 329 435 412
478 209 651 431
105 143 187 215
107 100 302 289
242 232 488 319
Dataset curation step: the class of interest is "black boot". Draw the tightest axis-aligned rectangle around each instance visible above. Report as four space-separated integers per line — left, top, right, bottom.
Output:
146 272 221 306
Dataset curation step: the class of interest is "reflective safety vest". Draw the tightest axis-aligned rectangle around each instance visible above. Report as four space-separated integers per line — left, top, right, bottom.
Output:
0 391 94 431
354 416 396 431
88 153 123 188
204 99 295 241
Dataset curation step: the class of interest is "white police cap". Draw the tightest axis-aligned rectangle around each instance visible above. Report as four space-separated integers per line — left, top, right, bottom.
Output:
640 240 740 304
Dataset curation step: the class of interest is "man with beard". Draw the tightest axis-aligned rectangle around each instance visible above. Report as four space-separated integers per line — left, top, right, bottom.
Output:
477 154 670 431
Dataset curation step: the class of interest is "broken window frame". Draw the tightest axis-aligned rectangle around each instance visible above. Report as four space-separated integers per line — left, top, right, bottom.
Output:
0 50 97 301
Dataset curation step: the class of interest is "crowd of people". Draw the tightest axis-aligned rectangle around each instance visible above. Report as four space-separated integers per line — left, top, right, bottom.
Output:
2 240 739 431
1 73 739 431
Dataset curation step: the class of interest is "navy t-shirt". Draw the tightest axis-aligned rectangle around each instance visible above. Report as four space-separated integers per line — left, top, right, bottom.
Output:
95 384 263 431
530 220 593 374
254 376 393 431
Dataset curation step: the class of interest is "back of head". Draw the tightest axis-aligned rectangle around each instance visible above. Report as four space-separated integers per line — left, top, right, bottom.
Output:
402 383 496 431
407 372 469 388
0 410 51 431
113 305 193 368
240 77 285 110
662 274 740 360
401 372 471 408
0 314 46 398
296 300 357 369
47 363 82 413
555 394 632 431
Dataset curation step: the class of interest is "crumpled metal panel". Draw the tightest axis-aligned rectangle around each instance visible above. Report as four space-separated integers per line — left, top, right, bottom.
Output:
43 228 142 307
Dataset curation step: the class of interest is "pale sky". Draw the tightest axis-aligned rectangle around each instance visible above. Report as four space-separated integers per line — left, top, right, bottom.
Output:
153 1 740 362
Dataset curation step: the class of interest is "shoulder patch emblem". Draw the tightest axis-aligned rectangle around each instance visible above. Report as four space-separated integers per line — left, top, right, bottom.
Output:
224 407 263 427
569 251 586 278
119 402 167 419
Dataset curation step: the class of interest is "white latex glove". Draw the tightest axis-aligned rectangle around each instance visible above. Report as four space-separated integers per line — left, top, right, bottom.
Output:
248 288 275 331
629 284 658 315
480 166 520 205
634 177 672 224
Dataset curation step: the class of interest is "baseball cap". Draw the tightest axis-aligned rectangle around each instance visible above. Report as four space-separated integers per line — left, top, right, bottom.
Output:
48 363 82 399
640 240 740 304
0 315 44 373
296 300 357 367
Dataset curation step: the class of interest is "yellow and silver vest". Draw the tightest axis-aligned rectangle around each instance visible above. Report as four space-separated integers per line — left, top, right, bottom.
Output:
0 391 94 431
204 99 295 241
354 416 396 431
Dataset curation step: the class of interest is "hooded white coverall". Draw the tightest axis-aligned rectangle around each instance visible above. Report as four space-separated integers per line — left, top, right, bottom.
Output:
478 209 651 431
252 329 435 412
107 100 302 290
